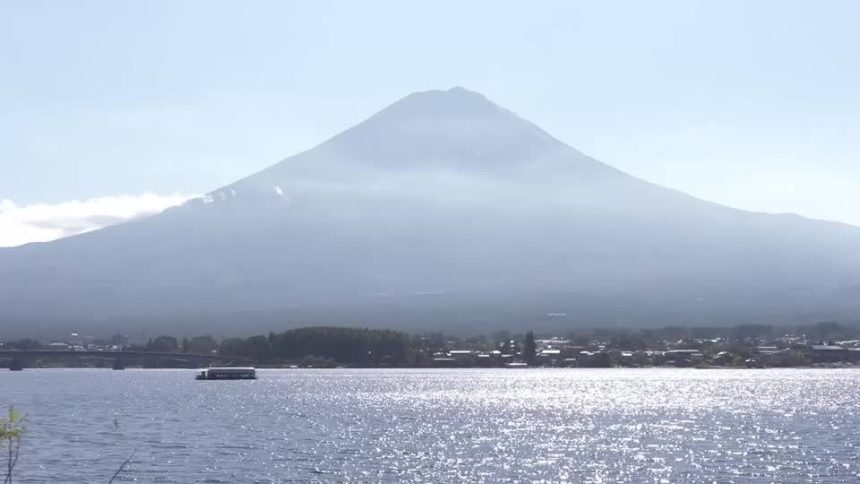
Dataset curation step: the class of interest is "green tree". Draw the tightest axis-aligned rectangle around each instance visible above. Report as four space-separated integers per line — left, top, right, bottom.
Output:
147 336 179 353
3 339 40 350
523 331 537 366
187 336 218 354
267 327 412 366
219 338 249 357
1 407 23 484
245 336 272 362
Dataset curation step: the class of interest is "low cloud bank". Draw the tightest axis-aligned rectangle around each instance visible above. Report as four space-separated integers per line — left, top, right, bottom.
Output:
0 193 194 247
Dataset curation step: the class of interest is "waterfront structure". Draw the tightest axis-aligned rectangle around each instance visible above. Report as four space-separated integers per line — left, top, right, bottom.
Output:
195 367 257 380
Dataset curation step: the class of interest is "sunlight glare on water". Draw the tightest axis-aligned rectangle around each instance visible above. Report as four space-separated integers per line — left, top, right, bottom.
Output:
1 368 859 483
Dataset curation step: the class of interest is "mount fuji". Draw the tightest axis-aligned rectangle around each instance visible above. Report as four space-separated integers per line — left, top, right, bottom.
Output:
2 88 860 336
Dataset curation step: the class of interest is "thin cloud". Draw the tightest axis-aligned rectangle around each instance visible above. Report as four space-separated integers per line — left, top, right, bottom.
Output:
0 193 194 248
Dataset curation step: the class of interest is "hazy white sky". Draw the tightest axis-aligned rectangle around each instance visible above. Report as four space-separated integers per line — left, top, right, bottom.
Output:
1 0 859 246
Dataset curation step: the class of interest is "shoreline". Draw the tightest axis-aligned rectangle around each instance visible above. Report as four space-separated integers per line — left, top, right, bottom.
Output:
5 363 860 371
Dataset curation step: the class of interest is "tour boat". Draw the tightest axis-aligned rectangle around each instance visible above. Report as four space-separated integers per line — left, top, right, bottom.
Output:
195 367 257 380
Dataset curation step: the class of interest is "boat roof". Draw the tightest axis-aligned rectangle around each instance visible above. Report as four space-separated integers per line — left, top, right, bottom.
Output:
201 367 256 371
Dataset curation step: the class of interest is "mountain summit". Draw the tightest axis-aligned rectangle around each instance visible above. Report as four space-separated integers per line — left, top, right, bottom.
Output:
2 89 860 336
368 87 508 119
323 87 561 168
221 87 619 206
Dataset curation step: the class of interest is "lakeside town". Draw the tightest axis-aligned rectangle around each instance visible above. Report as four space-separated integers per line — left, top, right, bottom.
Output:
2 322 860 369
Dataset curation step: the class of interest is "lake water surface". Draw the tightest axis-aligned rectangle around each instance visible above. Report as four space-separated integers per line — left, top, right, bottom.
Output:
1 368 859 483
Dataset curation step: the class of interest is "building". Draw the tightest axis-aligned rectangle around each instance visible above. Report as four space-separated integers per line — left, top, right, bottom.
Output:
809 345 850 363
664 349 704 366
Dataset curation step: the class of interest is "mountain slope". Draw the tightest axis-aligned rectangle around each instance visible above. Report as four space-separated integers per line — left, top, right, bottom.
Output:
2 88 860 337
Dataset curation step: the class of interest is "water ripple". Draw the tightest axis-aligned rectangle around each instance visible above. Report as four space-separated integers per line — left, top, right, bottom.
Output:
2 368 860 482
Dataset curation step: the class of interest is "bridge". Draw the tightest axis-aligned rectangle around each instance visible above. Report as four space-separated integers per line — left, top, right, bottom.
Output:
0 350 252 369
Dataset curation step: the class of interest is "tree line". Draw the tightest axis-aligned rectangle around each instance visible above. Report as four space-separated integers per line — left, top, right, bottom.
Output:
4 321 859 368
215 327 416 366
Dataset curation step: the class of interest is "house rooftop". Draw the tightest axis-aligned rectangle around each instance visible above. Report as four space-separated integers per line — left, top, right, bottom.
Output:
811 345 847 351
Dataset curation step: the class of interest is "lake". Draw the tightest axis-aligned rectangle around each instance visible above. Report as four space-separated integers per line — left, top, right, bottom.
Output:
1 368 859 482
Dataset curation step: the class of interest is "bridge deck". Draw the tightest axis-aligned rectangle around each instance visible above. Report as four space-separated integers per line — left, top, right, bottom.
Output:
0 350 248 362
